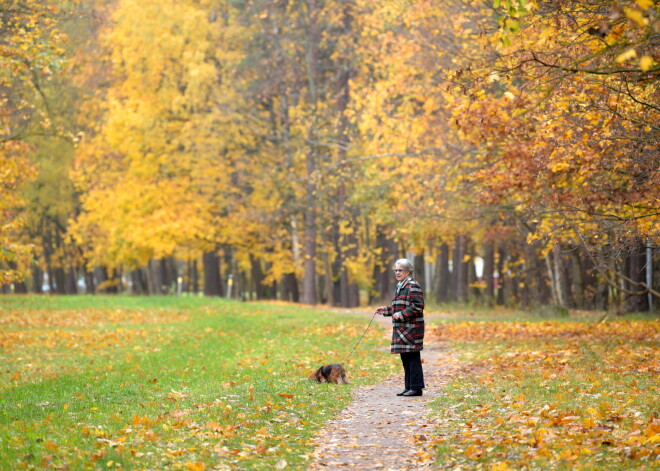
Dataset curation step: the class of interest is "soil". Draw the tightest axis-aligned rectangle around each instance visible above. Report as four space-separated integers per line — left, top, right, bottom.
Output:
308 313 460 470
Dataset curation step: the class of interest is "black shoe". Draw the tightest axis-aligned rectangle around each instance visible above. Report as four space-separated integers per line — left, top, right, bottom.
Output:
402 389 422 397
396 390 409 396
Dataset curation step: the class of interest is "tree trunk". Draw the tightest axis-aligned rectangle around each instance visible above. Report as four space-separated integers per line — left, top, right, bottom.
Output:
596 276 609 310
159 258 178 295
323 254 333 305
282 272 299 302
332 223 343 306
454 235 467 302
415 251 426 291
131 268 148 294
496 246 506 305
503 252 517 307
483 241 495 304
625 241 650 312
31 265 43 294
53 267 66 294
203 250 223 297
83 266 95 294
302 0 321 306
467 243 480 301
190 259 199 295
302 180 317 304
570 248 585 309
339 221 360 308
95 266 117 293
553 244 572 308
372 226 397 304
146 259 158 295
66 266 78 294
523 242 547 306
334 4 358 308
544 252 559 305
251 255 267 300
14 281 28 294
46 266 55 293
580 253 597 309
434 242 450 303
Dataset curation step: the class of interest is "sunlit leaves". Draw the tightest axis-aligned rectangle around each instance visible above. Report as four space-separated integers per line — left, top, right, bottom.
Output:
449 0 660 262
71 0 249 269
428 318 659 468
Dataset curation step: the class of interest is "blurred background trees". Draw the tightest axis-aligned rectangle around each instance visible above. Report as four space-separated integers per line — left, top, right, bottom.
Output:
1 0 658 313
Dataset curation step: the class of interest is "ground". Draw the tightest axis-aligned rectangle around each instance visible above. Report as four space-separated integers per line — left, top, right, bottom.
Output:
310 314 459 470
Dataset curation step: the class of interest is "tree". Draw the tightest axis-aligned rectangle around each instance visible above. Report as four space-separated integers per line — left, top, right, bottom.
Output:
0 0 68 286
71 0 249 276
451 0 659 308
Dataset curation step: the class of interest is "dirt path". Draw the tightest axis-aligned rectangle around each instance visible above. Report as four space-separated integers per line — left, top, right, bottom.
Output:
309 313 461 470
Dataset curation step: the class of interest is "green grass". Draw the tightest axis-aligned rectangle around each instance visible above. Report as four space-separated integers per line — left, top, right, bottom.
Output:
0 296 396 470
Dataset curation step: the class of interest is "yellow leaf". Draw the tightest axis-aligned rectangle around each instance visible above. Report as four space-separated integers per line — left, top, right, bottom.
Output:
640 55 655 72
616 48 637 64
637 0 653 9
184 462 205 471
44 442 58 451
624 8 648 27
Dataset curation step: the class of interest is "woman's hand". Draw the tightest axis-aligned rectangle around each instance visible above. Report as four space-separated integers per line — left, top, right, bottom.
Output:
375 306 388 315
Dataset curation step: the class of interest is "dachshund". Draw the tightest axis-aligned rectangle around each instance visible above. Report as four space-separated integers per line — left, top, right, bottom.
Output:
309 364 349 384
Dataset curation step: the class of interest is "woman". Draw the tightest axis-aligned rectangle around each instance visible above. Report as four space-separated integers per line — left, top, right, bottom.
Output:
376 258 425 397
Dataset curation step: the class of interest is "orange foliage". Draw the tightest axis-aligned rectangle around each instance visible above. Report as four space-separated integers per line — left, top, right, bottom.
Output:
428 319 659 467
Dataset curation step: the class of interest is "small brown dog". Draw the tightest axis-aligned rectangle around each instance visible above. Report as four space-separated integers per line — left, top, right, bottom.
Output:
309 364 349 384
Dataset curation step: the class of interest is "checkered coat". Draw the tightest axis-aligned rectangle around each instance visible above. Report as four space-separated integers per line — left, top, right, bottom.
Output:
383 277 425 353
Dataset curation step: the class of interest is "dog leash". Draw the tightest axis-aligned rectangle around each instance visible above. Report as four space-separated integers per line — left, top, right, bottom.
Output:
341 310 378 366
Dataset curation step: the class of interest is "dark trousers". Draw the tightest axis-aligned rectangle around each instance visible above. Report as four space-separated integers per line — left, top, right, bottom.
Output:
400 351 425 390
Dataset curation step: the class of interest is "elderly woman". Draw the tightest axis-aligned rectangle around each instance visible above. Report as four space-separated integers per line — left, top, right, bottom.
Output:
376 258 425 397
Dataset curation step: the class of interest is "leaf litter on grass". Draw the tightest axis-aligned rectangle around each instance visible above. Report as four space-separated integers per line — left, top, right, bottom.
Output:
0 298 395 470
427 319 660 470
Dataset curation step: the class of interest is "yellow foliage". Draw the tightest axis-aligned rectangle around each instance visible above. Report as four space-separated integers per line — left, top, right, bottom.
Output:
616 48 637 64
639 55 656 71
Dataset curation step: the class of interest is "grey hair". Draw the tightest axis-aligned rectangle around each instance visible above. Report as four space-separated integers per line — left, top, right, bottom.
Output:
393 258 414 273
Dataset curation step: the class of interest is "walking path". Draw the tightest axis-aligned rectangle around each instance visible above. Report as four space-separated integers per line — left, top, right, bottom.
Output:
309 313 461 470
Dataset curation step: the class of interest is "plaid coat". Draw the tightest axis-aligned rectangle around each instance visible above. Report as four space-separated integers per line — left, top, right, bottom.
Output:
383 277 425 353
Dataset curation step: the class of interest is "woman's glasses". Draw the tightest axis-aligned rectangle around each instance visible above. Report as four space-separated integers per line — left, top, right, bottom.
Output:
393 269 406 273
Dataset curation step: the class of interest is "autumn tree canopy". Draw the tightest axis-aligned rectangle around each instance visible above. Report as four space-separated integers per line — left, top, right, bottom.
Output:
1 0 658 311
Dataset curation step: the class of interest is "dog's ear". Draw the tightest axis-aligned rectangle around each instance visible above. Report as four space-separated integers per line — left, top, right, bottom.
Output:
309 367 324 382
317 368 328 383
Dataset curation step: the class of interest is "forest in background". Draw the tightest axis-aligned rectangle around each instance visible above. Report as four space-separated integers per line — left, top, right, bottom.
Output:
1 0 658 312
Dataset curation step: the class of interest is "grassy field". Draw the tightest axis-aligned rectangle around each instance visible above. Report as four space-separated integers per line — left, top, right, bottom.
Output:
0 296 396 470
2 296 658 470
426 315 660 470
